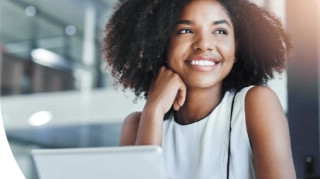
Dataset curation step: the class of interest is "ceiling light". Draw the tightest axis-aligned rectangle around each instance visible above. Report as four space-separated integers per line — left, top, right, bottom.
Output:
28 111 52 126
65 25 77 36
31 48 74 70
25 6 37 17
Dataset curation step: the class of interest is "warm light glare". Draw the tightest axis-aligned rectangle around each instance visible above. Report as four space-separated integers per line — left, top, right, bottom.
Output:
28 111 52 126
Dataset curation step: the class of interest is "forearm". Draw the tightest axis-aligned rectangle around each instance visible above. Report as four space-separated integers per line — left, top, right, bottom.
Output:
135 104 164 146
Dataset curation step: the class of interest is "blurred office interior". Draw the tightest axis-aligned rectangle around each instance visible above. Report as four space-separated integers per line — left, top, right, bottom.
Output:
0 0 319 178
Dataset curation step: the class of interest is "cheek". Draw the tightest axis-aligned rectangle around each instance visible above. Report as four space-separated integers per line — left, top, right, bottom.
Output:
220 41 236 61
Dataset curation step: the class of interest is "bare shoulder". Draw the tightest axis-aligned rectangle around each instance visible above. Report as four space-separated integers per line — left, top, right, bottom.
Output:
244 85 286 140
246 86 279 104
119 111 142 146
244 86 286 131
244 86 296 178
245 86 284 117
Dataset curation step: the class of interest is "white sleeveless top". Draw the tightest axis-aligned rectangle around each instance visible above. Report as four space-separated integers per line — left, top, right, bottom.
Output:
162 86 256 179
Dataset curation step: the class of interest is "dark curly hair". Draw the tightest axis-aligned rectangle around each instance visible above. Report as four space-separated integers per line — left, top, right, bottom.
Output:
103 0 292 99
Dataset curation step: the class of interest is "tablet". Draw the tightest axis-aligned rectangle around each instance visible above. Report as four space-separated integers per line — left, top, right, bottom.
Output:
32 146 167 179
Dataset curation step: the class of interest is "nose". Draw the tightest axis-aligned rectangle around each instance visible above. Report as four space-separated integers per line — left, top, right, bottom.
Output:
191 34 214 52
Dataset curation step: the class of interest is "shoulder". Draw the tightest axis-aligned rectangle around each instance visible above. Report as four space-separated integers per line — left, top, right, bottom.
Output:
244 86 284 137
246 85 277 100
123 111 142 125
244 85 280 108
232 86 277 109
119 111 142 146
244 86 284 125
243 86 296 178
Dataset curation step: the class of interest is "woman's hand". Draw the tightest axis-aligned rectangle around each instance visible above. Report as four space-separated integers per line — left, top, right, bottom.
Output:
124 66 186 146
147 66 187 114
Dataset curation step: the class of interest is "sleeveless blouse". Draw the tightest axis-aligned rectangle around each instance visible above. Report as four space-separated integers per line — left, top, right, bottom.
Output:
162 86 256 179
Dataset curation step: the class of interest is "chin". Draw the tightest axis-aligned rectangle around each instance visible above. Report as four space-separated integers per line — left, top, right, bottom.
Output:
185 80 221 90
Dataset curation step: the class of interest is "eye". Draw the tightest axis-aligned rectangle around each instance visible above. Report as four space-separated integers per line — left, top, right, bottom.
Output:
178 28 193 34
213 29 228 35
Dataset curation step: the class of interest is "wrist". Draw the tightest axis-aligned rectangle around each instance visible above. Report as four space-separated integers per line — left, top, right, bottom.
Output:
143 102 166 117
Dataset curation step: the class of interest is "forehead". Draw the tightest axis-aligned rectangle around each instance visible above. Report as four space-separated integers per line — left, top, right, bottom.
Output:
178 0 231 23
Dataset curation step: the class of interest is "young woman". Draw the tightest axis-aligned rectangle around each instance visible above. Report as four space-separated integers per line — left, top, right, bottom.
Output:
104 0 296 178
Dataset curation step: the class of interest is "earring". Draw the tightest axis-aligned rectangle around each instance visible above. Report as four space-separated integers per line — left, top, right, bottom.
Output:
234 58 237 63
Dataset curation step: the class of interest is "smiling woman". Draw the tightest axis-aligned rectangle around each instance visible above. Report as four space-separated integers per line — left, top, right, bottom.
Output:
167 0 236 90
103 0 296 178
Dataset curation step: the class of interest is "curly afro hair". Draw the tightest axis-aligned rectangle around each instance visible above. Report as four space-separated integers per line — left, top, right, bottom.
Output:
103 0 292 99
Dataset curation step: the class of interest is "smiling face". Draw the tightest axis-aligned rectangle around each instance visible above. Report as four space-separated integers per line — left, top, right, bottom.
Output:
167 0 237 90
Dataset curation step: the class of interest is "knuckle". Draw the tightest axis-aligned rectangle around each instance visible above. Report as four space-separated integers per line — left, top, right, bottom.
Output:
172 73 180 79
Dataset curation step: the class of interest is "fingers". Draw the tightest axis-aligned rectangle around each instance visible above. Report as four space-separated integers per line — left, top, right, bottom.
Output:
173 78 187 111
178 82 186 107
153 66 187 112
150 66 167 90
155 66 166 81
173 102 180 111
173 95 181 111
159 66 167 73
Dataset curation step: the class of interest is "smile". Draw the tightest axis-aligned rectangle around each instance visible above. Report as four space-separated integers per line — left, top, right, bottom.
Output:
190 60 217 66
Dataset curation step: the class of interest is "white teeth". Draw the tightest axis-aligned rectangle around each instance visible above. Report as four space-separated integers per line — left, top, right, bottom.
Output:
190 60 216 66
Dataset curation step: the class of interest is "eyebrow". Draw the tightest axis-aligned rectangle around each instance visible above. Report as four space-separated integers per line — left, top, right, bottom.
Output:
213 20 230 27
174 19 230 27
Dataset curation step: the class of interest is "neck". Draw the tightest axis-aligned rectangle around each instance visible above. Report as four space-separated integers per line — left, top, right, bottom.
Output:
174 85 223 125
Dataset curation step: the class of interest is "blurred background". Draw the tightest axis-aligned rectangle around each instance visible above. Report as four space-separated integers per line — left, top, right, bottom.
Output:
0 0 319 178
